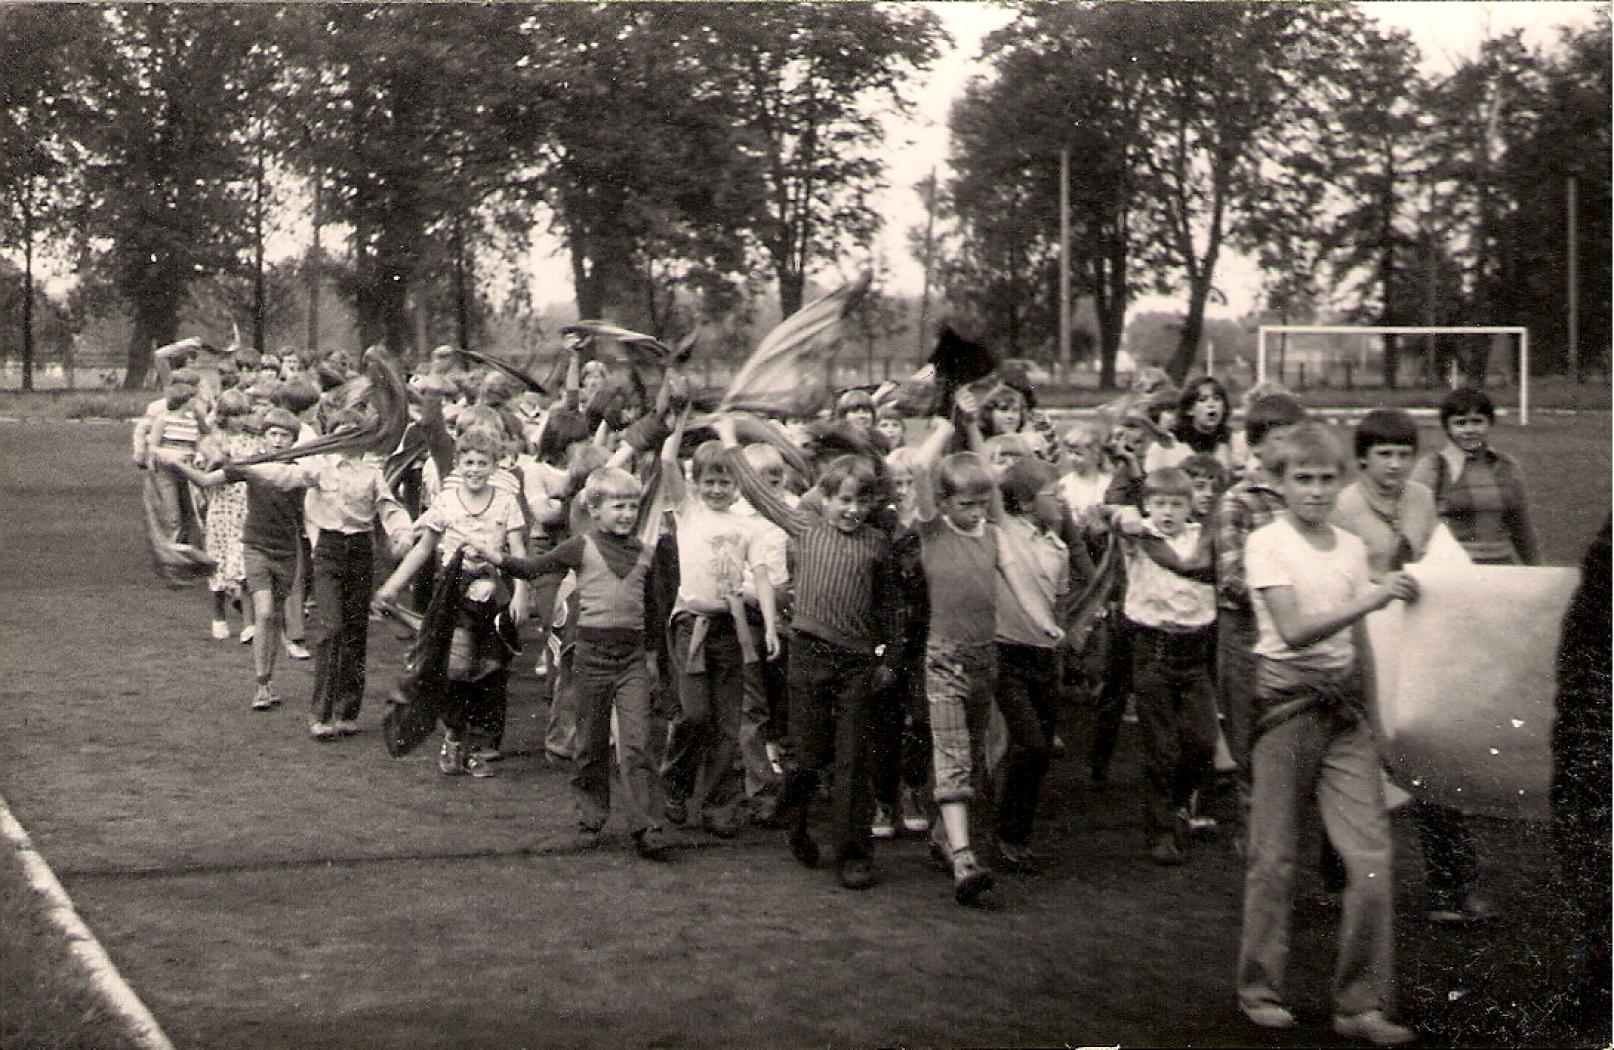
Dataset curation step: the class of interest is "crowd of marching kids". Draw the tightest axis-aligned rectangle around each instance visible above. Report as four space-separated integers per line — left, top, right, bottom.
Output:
129 329 1556 1047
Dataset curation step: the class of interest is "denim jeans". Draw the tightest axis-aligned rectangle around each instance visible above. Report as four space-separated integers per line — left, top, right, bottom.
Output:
780 631 878 864
1131 625 1218 836
1237 708 1395 1018
994 642 1063 846
660 614 745 823
309 530 373 724
571 635 655 834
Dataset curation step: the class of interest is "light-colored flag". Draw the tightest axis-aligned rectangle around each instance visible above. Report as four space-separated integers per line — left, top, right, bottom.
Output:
1366 553 1581 821
718 271 873 419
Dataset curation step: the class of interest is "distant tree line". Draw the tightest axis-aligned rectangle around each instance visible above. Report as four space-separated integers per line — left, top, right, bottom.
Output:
0 3 943 388
936 2 1611 385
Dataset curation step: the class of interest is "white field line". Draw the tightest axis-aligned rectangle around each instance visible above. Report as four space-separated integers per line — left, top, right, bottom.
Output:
0 795 176 1050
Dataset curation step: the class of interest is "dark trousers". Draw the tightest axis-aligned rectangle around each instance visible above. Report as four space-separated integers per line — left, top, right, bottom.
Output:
572 636 655 834
442 667 509 739
869 663 929 808
660 614 746 822
780 631 878 864
995 642 1063 846
1131 624 1218 835
1087 614 1133 783
309 530 373 724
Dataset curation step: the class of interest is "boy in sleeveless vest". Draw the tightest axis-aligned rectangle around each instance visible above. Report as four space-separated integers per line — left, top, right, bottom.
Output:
479 467 669 860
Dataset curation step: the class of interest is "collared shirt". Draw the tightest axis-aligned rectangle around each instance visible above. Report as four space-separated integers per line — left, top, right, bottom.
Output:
1214 475 1286 612
995 514 1070 647
1123 524 1216 630
1410 442 1539 565
252 453 412 543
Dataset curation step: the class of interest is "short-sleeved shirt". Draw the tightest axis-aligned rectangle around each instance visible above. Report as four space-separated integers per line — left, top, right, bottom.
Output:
917 515 998 646
1123 524 1216 631
417 487 524 566
672 501 757 611
734 493 793 599
1246 517 1370 672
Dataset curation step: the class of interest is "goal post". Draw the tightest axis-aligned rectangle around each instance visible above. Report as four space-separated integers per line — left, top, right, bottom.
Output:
1255 325 1531 425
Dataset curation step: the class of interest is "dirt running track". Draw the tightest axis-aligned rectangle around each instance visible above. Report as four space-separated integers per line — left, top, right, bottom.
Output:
0 421 1605 1049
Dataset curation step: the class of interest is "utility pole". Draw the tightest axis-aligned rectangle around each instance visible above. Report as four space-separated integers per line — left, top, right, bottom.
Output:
306 174 322 355
1059 146 1071 369
1567 174 1579 382
915 167 937 358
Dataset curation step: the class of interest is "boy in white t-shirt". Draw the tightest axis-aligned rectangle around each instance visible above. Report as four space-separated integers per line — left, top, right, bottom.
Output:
1234 422 1419 1047
657 432 779 838
375 426 528 777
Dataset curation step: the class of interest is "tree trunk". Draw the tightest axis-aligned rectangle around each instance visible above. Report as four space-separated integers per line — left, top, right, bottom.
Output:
306 175 322 354
1379 147 1398 390
123 278 183 389
21 199 34 393
1166 274 1212 384
775 259 804 319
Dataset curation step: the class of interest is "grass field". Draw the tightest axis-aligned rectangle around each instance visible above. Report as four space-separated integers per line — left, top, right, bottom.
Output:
0 417 1607 1049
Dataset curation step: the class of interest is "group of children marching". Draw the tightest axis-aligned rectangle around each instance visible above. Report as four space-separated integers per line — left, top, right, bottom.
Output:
136 336 1542 1047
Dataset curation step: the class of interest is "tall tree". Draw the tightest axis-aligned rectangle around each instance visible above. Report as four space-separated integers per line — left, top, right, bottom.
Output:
0 5 102 389
706 3 943 317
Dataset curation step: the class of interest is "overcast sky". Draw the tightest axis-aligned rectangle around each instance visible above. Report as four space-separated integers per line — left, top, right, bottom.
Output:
867 0 1603 319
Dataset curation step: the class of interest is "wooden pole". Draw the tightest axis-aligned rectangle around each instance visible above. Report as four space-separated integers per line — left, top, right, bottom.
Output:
916 167 937 358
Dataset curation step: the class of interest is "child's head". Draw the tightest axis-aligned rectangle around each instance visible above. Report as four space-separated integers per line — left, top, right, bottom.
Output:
885 447 918 513
1438 387 1494 453
1061 420 1107 474
983 432 1030 475
815 454 881 534
1179 376 1230 438
261 407 300 451
581 466 643 536
742 442 788 491
1269 421 1350 525
1112 408 1162 458
1244 393 1307 470
936 452 995 532
1143 467 1194 536
984 387 1027 437
874 403 905 448
834 389 876 431
455 425 502 489
1354 408 1418 495
580 359 609 401
690 439 737 511
279 354 304 382
477 371 516 408
165 368 200 409
257 354 282 383
1180 453 1229 518
213 388 250 430
1000 457 1062 530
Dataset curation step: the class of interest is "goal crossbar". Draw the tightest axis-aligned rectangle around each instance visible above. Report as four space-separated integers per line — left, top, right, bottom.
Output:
1256 325 1531 425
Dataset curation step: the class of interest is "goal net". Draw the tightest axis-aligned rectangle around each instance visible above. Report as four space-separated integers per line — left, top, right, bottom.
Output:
1254 325 1532 424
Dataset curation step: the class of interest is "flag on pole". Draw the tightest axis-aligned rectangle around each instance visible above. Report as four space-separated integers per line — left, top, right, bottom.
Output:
718 271 873 419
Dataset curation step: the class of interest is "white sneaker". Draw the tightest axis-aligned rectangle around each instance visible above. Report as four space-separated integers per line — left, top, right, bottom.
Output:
334 719 359 737
239 625 256 644
871 804 895 840
1241 1003 1297 1029
308 720 337 741
211 619 230 640
284 639 311 660
1332 1011 1416 1046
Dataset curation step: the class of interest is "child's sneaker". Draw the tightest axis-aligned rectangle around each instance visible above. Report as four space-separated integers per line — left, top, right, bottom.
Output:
1149 833 1186 866
464 752 498 778
998 839 1043 873
308 719 337 741
663 797 688 826
470 746 503 763
239 625 256 644
211 619 230 641
284 639 311 660
899 786 930 834
870 804 895 840
1332 1010 1416 1046
438 737 467 775
334 719 359 737
1241 1003 1297 1029
632 827 670 861
952 848 994 905
251 686 281 711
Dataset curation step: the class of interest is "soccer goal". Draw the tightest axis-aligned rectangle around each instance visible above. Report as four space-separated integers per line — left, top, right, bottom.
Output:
1255 325 1531 425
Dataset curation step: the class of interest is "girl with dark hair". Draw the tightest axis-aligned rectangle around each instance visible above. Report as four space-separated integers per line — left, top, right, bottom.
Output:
1409 387 1539 565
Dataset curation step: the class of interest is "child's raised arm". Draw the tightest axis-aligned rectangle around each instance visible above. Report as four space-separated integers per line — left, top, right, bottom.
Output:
715 416 804 537
659 410 689 506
